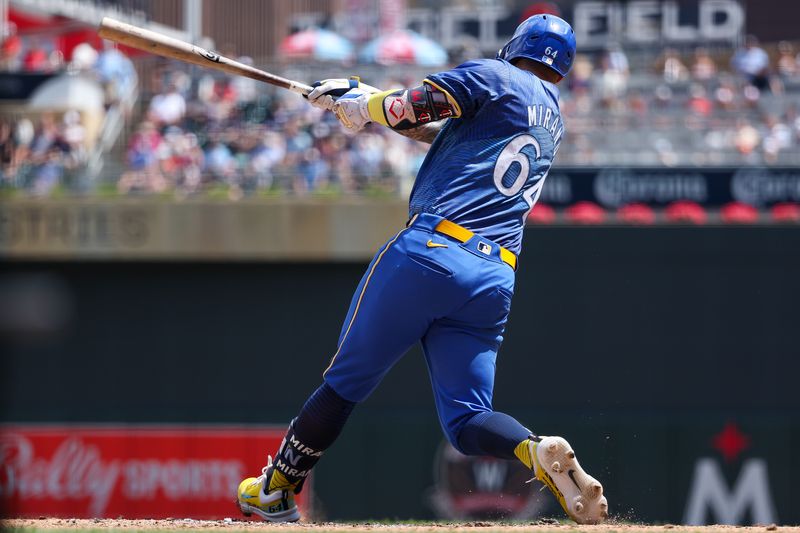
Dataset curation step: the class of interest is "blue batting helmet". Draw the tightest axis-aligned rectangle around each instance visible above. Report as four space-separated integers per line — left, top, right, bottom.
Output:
497 14 576 78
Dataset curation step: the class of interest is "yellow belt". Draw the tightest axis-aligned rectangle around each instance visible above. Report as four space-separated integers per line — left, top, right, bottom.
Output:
434 219 518 271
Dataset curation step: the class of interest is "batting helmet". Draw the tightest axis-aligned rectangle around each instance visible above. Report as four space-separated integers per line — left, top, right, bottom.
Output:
497 14 576 78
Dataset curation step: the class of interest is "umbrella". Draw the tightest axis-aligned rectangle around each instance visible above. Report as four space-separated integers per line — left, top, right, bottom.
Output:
360 30 448 66
280 28 354 62
29 74 104 112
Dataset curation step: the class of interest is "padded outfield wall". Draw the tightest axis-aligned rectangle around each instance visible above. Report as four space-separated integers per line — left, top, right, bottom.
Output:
2 226 799 524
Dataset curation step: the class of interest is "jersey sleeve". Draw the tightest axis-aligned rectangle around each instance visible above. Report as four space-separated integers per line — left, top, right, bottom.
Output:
424 59 510 120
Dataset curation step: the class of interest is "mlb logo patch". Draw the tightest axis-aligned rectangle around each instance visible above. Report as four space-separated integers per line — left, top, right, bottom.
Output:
542 56 554 65
477 242 492 255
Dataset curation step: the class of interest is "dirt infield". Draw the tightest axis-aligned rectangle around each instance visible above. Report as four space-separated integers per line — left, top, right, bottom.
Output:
3 519 798 533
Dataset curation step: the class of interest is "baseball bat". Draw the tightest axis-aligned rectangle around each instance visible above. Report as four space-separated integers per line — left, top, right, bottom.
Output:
97 17 313 96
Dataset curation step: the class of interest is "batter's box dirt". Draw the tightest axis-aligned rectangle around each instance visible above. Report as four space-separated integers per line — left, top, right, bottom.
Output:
2 519 799 533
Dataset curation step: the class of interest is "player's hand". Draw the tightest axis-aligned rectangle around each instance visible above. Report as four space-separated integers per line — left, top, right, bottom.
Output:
307 78 380 111
332 88 372 131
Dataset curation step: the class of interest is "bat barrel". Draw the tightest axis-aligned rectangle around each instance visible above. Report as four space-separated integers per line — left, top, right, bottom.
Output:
98 17 312 96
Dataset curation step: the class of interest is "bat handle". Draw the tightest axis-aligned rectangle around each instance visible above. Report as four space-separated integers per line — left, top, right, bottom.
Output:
290 83 313 97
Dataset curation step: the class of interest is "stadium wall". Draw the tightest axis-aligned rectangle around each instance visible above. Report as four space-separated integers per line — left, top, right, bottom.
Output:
2 226 799 523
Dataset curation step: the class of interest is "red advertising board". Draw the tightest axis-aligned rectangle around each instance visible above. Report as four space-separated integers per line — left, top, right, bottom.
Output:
0 425 310 519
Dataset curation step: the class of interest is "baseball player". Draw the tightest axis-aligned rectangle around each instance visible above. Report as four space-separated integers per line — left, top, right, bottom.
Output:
237 15 608 524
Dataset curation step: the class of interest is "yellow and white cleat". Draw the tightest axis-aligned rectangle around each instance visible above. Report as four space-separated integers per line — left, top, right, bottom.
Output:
237 459 301 522
530 436 609 524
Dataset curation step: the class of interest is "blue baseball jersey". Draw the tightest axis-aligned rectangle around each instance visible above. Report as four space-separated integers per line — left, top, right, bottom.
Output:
409 58 564 255
323 59 565 449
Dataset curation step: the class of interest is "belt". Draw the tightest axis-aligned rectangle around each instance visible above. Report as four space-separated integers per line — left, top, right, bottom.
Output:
434 219 518 271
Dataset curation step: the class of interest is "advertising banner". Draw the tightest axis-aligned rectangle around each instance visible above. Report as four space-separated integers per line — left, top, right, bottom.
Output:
542 166 800 208
0 425 308 519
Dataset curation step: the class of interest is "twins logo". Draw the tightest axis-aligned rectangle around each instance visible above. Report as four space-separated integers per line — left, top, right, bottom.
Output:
195 47 221 63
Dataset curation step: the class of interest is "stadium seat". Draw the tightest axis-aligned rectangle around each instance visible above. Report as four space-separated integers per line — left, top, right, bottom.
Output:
770 203 800 223
527 203 557 224
664 201 707 225
616 203 656 225
720 202 759 224
565 202 607 224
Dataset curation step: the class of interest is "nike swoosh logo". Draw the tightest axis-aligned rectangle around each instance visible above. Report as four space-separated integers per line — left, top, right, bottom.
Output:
426 240 448 249
567 469 581 490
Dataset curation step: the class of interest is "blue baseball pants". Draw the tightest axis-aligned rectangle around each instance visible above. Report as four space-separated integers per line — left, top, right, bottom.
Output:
323 213 516 448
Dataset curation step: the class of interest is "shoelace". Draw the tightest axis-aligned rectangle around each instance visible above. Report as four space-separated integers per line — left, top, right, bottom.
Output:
524 442 548 490
260 455 274 478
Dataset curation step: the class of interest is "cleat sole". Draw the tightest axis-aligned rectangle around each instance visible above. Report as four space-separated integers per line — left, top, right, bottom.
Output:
533 436 608 525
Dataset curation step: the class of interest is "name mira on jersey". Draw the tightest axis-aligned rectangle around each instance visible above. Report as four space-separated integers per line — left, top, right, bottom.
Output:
527 104 563 146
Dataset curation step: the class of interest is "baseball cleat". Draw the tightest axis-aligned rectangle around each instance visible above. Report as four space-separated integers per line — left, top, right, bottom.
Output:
237 458 301 522
530 436 608 524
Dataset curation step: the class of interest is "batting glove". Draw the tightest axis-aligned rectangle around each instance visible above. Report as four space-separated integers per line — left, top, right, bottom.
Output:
332 88 373 131
307 77 380 111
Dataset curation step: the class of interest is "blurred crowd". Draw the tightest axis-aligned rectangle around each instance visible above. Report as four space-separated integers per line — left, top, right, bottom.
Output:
121 37 800 197
0 23 136 194
0 111 88 194
3 30 800 197
118 66 428 197
562 36 800 166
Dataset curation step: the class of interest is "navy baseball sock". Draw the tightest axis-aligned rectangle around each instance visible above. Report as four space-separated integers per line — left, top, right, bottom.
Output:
456 411 532 460
268 382 355 493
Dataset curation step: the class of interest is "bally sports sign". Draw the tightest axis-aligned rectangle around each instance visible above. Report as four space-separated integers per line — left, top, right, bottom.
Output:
0 426 309 519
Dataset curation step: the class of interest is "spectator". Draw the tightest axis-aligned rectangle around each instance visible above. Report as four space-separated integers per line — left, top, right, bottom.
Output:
148 83 186 127
14 118 35 160
297 147 329 194
231 56 259 109
204 138 237 182
661 48 688 84
70 42 99 71
30 115 67 158
48 49 64 72
23 39 49 72
776 41 797 79
762 114 792 164
95 42 138 104
568 54 593 95
284 117 313 156
62 110 87 163
119 121 165 193
31 148 64 195
1 22 22 71
597 45 629 107
714 75 738 111
0 120 16 185
691 48 717 81
687 84 713 118
788 105 800 144
733 119 761 158
248 130 286 190
653 83 674 108
731 35 770 90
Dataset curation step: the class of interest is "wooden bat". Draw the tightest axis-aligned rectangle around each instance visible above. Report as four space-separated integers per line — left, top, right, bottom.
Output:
97 17 313 96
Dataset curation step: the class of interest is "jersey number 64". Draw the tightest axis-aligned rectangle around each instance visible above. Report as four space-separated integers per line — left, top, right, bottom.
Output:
493 134 549 222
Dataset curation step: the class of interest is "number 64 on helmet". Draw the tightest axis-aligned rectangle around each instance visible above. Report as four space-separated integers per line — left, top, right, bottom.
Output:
497 14 577 78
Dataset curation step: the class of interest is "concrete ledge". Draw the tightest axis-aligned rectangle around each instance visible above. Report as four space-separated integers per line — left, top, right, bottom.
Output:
0 198 409 261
